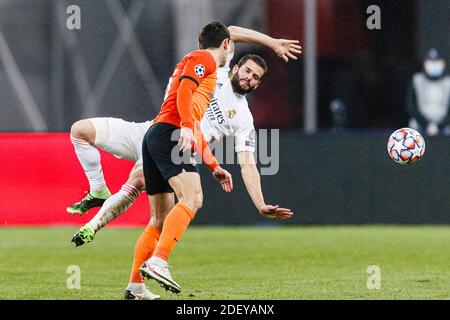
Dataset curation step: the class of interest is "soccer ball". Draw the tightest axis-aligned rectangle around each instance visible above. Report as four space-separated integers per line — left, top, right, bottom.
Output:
387 128 425 165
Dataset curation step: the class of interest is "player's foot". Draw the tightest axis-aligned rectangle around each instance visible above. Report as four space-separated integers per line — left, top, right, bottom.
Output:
124 287 160 300
67 188 111 215
71 226 95 247
140 258 182 294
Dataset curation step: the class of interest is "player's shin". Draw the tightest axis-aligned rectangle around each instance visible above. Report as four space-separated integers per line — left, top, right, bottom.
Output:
129 226 161 284
152 203 195 261
85 184 140 232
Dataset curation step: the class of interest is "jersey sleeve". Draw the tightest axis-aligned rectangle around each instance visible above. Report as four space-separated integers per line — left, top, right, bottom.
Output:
177 52 216 130
180 51 216 87
234 111 256 153
194 122 219 171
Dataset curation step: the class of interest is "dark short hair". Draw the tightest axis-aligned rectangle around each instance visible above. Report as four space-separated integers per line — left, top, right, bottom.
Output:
198 22 230 49
237 54 268 75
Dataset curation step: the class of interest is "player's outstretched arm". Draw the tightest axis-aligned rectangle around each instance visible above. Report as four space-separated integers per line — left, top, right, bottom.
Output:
227 25 302 62
238 151 293 220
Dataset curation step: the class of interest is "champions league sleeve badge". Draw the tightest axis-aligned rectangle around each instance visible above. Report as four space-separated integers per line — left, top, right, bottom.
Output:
194 64 206 77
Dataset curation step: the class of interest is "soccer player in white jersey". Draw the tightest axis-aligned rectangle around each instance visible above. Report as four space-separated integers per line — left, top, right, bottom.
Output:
67 26 301 299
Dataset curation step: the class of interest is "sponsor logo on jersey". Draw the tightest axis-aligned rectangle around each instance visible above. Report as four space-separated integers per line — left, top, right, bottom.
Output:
206 98 225 125
194 64 206 77
227 109 237 119
217 83 223 89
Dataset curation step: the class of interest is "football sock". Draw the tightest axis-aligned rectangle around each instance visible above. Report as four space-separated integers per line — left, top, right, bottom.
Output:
86 184 140 232
70 136 107 193
126 282 146 293
153 203 195 261
129 226 161 283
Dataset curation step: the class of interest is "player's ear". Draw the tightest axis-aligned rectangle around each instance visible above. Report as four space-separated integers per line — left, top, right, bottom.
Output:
222 38 229 51
231 64 239 75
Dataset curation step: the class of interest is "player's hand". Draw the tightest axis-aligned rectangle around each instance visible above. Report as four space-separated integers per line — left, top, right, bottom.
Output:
426 123 439 136
271 39 302 62
179 127 196 152
212 166 233 193
259 204 293 220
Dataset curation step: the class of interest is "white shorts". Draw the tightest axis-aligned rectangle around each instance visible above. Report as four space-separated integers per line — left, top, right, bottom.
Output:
90 117 152 169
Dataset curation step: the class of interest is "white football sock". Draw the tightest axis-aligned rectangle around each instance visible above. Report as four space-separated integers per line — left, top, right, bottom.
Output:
86 184 140 232
126 282 145 293
70 136 106 192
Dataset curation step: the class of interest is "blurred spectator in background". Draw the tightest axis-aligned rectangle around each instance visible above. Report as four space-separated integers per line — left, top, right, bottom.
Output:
406 48 450 136
329 99 348 131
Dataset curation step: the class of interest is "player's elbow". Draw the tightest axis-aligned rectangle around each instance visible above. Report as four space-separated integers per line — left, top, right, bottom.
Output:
238 152 257 171
227 25 239 41
240 162 256 178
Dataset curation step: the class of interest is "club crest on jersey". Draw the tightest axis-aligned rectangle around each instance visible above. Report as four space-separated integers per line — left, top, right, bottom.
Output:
194 64 206 77
227 109 237 119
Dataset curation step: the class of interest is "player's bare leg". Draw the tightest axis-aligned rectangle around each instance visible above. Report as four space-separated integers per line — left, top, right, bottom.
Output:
140 172 203 293
67 119 111 215
125 192 174 300
71 163 145 247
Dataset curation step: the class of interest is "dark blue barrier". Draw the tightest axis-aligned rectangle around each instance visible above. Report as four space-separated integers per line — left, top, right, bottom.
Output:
196 131 450 225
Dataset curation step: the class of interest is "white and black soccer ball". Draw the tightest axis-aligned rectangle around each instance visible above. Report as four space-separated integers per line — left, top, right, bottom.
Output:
194 64 206 77
387 127 425 165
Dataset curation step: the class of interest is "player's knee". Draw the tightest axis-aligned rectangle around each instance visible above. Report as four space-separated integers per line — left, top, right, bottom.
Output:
187 193 203 212
70 120 95 144
135 177 146 192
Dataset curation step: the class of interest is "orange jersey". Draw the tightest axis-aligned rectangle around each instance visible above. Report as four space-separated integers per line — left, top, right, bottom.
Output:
153 50 217 130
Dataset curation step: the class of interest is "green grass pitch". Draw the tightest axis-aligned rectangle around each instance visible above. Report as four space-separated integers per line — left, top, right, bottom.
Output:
1 226 449 299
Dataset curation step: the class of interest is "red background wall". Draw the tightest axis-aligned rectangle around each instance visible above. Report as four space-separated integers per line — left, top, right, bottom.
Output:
0 133 150 226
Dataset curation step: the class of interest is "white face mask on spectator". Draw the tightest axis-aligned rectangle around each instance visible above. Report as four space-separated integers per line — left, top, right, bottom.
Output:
424 60 445 78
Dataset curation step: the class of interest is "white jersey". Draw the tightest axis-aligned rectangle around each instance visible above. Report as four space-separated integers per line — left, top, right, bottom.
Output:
200 53 256 153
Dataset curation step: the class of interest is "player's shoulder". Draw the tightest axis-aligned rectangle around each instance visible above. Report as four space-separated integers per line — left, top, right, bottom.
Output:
184 50 217 76
186 49 214 62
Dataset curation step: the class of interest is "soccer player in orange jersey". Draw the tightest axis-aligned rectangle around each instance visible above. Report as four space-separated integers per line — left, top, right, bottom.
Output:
135 22 232 295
